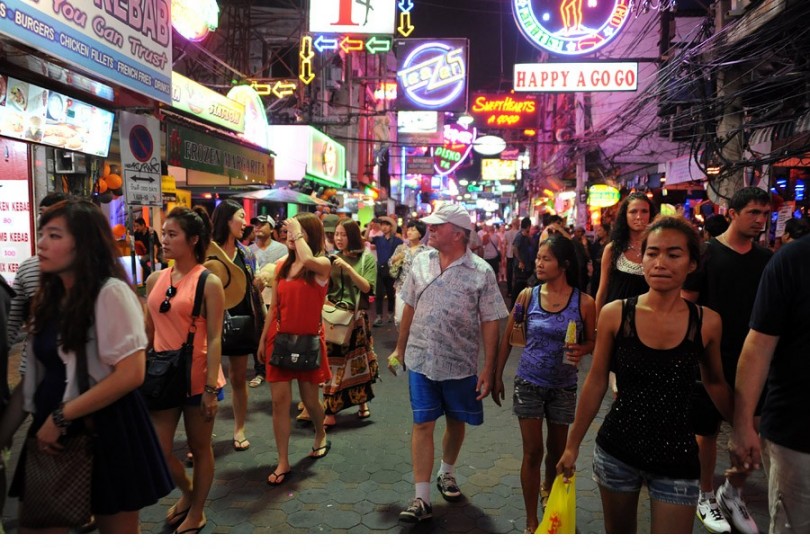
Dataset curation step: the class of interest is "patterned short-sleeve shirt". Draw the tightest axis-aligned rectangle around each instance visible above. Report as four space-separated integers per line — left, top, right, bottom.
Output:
400 249 508 380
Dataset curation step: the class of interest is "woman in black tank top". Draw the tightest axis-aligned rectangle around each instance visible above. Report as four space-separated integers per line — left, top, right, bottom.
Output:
557 217 734 533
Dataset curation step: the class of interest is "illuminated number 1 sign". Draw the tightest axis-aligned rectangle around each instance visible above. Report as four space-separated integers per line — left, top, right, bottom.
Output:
512 0 632 56
309 0 397 34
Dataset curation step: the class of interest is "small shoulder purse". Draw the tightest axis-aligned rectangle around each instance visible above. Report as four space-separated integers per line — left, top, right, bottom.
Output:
270 287 321 371
509 286 533 348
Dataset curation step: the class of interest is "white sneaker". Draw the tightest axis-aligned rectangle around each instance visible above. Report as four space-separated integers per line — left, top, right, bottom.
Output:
373 316 383 327
717 481 759 534
696 494 731 533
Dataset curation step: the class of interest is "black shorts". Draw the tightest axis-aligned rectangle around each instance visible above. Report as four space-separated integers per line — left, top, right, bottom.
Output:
692 355 766 436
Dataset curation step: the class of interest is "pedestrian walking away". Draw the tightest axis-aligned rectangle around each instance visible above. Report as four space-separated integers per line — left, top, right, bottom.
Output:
370 216 403 326
390 203 508 523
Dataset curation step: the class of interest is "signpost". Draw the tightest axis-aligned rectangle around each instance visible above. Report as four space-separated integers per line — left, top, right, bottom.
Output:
119 112 162 207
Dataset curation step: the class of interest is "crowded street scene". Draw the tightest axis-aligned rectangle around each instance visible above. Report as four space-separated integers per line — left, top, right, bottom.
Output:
0 0 808 542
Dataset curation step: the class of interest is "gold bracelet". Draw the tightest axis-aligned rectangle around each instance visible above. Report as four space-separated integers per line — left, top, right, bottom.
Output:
204 385 219 395
294 233 304 241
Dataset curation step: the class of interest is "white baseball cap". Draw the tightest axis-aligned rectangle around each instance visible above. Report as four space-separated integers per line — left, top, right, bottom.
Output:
421 203 472 231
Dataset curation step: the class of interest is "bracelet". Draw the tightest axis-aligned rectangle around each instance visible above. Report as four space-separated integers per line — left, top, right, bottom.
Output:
204 385 219 395
293 233 304 241
52 403 71 434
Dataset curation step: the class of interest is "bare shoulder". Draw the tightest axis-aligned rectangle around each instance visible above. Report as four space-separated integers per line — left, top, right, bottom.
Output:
599 299 623 331
700 305 722 331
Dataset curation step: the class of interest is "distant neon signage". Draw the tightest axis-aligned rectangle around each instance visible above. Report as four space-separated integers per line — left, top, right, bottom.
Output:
514 62 638 92
172 0 219 42
396 39 469 112
470 92 539 129
433 123 476 176
226 85 270 150
588 184 620 208
309 0 397 34
512 0 632 56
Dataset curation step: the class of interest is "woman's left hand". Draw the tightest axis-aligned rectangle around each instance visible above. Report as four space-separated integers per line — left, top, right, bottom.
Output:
36 416 64 455
201 392 218 421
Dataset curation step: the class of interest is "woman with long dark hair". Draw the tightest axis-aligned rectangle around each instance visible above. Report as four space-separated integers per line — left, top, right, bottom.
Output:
258 213 332 486
145 206 226 534
494 234 596 533
211 199 263 452
322 220 379 421
1 198 172 533
594 192 656 317
558 217 732 533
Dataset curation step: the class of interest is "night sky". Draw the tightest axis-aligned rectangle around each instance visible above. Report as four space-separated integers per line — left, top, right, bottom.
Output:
409 0 539 91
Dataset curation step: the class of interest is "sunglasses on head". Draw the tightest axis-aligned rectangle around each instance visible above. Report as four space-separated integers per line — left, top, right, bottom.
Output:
159 285 177 313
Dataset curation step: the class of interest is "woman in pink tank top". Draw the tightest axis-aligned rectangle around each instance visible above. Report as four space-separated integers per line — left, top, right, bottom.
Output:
145 206 226 534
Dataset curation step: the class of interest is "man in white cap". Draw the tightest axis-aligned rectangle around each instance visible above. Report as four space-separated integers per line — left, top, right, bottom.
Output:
390 203 508 523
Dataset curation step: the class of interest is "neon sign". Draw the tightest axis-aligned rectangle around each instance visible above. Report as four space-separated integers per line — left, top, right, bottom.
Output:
396 39 469 112
512 0 632 56
172 0 219 42
299 35 315 85
433 123 476 176
588 184 620 208
226 85 270 150
514 62 638 92
309 0 397 34
471 92 539 129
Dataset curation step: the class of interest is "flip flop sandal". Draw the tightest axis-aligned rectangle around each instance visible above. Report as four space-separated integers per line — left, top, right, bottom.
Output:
309 440 332 460
267 469 292 486
233 438 251 451
166 504 190 527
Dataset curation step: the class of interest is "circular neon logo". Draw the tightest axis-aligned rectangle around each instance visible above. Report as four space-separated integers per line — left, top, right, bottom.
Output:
398 42 466 109
512 0 632 56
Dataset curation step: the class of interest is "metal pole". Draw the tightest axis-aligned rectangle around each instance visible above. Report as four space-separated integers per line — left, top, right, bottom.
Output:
575 92 587 228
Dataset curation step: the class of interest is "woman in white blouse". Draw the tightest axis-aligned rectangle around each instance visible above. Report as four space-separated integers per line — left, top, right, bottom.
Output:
0 198 173 533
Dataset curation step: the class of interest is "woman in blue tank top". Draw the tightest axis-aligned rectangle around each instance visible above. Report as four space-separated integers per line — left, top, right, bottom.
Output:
557 217 733 533
495 234 596 533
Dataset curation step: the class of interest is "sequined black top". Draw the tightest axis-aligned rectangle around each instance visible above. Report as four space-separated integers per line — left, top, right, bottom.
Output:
596 296 704 479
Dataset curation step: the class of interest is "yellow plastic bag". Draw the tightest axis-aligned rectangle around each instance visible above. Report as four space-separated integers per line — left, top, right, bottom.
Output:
536 473 576 534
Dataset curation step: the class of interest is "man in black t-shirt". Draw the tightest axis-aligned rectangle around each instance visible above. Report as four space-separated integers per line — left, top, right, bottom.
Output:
732 235 810 533
682 187 772 534
133 217 162 280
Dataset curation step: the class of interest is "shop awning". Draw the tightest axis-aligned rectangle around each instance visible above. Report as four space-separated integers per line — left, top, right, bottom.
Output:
749 120 796 145
234 188 328 206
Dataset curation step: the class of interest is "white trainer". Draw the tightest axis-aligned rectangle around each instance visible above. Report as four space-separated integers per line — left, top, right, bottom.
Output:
696 493 731 533
716 481 759 534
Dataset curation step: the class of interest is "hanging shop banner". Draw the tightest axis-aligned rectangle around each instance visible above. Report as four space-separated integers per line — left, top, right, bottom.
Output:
396 39 469 112
0 0 172 103
665 154 707 185
481 159 518 181
512 0 632 56
308 127 346 187
514 62 638 93
470 92 539 129
434 123 475 176
167 122 273 183
0 178 31 286
172 72 245 133
0 73 114 156
405 155 435 175
309 0 396 34
119 112 162 207
588 184 620 208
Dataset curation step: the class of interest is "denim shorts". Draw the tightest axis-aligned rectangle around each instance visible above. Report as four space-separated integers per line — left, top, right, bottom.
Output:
512 377 576 424
408 371 484 425
592 443 699 506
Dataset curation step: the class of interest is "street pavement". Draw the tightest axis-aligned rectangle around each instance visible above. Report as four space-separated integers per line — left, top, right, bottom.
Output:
2 306 770 534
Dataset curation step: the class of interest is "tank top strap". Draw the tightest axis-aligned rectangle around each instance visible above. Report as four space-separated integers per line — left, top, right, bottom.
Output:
684 300 704 350
619 296 639 339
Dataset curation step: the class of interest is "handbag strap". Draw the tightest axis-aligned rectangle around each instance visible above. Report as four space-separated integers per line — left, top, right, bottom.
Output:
325 264 360 316
186 269 210 347
514 285 534 322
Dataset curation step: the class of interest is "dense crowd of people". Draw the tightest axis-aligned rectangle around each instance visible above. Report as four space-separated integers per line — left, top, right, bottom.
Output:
0 191 808 534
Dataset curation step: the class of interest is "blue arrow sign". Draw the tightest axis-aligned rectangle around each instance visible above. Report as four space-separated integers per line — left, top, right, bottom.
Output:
398 0 414 13
314 35 339 53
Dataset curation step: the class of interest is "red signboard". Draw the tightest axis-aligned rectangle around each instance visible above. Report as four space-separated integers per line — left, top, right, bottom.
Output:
470 92 539 129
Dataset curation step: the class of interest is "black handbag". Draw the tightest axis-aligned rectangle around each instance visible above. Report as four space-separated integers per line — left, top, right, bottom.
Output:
221 312 256 354
140 270 208 410
19 339 94 529
269 287 321 371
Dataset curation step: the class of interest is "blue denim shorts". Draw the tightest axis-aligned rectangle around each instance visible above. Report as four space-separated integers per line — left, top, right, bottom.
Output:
592 443 699 506
512 377 576 424
408 371 484 425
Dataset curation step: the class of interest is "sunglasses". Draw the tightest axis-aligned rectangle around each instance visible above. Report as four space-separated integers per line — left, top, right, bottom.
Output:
159 285 177 313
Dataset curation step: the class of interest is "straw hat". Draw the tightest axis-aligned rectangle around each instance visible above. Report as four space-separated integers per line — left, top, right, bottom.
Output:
204 241 247 310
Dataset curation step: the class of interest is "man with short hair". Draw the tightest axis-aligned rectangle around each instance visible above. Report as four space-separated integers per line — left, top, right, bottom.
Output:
391 203 508 523
247 215 285 387
371 216 403 326
731 233 810 533
133 216 162 281
503 218 520 297
683 186 772 534
511 217 535 304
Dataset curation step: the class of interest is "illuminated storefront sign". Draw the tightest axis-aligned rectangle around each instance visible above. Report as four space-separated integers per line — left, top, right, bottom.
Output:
471 92 539 129
514 62 638 92
398 111 438 134
267 125 346 187
512 0 632 56
172 0 219 42
299 35 315 85
0 0 172 103
309 0 396 34
172 72 245 133
472 135 507 156
374 81 398 101
227 85 270 149
309 128 346 187
396 39 469 112
587 184 620 208
0 74 114 157
433 122 475 176
481 159 518 181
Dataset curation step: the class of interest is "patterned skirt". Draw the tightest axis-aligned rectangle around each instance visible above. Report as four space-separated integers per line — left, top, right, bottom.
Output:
323 311 379 414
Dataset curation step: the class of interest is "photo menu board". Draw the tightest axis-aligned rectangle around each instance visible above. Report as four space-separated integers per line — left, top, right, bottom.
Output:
0 74 114 157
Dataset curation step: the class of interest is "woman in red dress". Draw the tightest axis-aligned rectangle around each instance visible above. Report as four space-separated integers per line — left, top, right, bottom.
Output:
258 213 332 486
